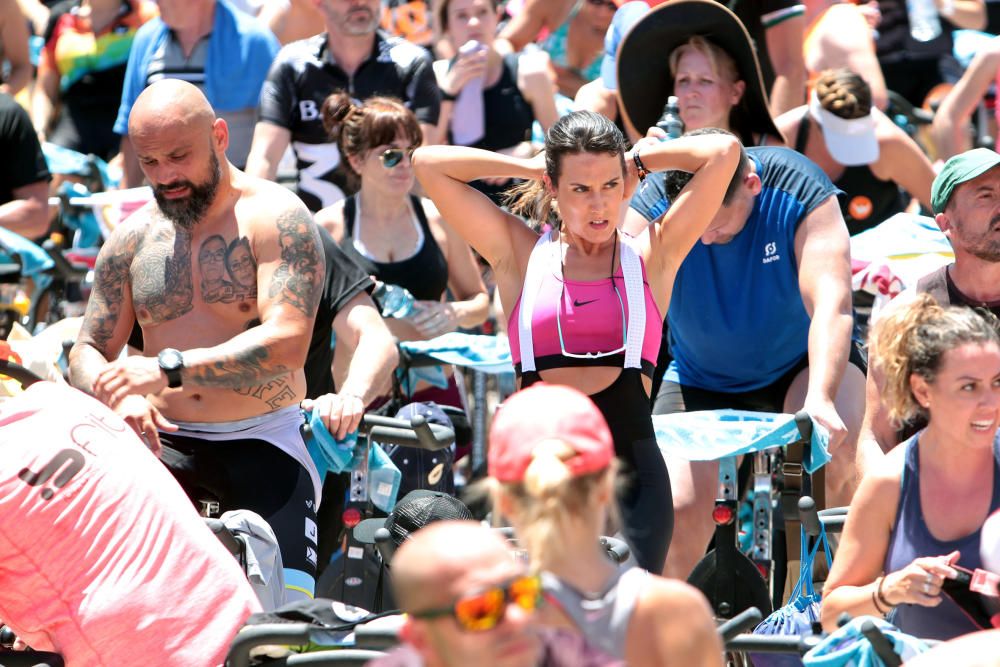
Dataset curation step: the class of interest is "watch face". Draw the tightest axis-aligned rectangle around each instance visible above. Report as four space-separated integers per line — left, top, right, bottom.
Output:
160 349 183 371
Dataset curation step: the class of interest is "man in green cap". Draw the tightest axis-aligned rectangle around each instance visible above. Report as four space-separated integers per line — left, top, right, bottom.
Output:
861 147 1000 454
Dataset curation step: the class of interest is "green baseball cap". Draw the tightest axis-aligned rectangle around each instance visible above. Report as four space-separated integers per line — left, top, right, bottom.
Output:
931 148 1000 214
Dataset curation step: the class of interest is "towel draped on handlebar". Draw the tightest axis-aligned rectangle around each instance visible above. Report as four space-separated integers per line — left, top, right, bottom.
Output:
652 410 831 471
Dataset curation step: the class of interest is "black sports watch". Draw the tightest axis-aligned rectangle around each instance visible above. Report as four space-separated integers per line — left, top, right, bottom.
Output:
157 348 184 389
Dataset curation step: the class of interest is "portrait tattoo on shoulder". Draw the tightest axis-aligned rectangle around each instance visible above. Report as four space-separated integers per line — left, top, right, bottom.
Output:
197 234 258 303
268 206 323 316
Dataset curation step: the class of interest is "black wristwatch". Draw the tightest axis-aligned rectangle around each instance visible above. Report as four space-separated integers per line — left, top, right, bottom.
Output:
158 348 184 389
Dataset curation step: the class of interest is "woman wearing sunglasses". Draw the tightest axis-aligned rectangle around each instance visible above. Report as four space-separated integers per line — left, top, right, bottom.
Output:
413 110 741 573
485 383 723 666
432 0 559 204
379 520 620 666
315 93 489 406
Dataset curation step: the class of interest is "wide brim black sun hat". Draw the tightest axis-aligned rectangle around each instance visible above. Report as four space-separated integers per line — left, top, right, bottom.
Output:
616 0 780 143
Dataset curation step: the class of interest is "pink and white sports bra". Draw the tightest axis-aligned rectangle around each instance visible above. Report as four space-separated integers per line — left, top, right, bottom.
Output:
508 230 662 378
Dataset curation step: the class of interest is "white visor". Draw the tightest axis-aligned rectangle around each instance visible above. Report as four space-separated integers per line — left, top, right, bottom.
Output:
808 91 879 166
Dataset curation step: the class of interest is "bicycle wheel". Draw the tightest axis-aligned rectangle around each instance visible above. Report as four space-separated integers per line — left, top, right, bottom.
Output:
688 548 773 620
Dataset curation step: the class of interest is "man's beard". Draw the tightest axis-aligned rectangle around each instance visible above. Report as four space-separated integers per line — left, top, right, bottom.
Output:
340 6 378 35
153 151 221 230
956 215 1000 263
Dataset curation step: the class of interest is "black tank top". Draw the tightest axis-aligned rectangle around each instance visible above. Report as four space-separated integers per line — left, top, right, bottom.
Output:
450 53 536 205
795 114 906 235
340 195 450 301
449 53 535 152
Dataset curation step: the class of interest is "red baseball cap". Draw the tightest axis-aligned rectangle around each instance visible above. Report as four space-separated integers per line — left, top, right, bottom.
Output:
488 383 614 483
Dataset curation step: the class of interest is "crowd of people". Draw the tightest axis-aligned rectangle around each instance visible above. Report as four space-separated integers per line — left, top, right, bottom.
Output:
1 0 1000 665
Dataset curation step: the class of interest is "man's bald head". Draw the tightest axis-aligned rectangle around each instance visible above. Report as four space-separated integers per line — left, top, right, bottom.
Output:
128 80 216 140
391 521 515 611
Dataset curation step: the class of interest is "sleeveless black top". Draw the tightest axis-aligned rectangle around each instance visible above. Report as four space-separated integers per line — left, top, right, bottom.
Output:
340 194 450 301
449 52 535 152
449 53 535 204
795 114 906 235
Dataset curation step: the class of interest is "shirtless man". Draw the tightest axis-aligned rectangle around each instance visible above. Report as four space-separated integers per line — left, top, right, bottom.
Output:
69 79 325 602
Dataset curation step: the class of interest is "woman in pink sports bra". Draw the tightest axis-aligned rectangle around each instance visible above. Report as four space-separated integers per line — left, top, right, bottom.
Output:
413 111 741 572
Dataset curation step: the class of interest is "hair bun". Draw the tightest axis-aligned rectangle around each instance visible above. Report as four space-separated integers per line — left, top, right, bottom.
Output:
321 91 358 139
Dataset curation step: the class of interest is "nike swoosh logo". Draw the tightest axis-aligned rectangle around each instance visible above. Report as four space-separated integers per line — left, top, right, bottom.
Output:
573 298 600 307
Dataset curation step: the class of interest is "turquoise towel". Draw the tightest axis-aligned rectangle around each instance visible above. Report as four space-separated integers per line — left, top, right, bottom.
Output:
400 332 513 374
803 616 929 666
653 410 830 472
0 228 53 277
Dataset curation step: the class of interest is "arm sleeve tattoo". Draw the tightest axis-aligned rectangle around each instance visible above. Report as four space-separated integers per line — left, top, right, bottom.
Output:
268 206 324 317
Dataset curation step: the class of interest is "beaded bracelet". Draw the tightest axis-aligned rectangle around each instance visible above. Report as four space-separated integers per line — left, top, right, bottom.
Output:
633 151 649 182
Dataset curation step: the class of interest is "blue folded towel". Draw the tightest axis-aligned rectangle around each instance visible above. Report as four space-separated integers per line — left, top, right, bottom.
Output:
400 332 513 374
653 410 830 472
0 228 54 277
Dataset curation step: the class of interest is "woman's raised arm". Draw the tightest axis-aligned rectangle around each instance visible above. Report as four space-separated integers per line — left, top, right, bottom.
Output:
630 133 741 271
412 145 542 269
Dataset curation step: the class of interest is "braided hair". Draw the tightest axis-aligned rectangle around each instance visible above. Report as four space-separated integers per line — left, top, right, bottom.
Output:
814 68 872 120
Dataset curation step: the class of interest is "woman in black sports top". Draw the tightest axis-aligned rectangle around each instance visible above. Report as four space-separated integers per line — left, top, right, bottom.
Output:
432 0 560 204
315 93 489 410
775 68 934 235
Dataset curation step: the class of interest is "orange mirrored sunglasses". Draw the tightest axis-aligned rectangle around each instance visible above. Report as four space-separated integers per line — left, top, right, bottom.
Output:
410 574 542 632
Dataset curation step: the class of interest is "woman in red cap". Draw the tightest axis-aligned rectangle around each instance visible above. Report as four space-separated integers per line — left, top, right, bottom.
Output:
487 382 723 667
413 110 740 573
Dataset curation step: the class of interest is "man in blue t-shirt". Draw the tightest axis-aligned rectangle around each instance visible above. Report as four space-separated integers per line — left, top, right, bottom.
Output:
625 135 866 581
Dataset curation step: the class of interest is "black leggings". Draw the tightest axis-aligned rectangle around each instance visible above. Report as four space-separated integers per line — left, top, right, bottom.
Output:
160 435 318 592
522 368 672 572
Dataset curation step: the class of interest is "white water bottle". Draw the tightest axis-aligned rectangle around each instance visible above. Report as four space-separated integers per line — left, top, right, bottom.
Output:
906 0 942 42
451 40 486 146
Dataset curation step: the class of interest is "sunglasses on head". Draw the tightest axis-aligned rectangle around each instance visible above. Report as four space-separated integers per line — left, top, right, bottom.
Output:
379 147 416 169
410 574 542 632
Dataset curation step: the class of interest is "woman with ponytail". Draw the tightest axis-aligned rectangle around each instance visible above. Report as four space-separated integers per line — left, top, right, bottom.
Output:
488 382 723 666
822 293 1000 640
315 93 489 407
413 109 741 573
775 67 934 235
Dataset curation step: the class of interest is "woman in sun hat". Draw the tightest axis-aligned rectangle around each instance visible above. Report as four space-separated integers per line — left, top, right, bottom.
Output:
487 382 724 667
774 67 934 235
615 0 784 147
821 294 1000 641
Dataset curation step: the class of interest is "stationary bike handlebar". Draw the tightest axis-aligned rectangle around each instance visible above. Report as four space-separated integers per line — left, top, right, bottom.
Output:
0 357 44 389
301 412 455 452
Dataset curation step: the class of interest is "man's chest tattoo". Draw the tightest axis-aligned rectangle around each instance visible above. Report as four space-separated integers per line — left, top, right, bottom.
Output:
133 227 260 322
131 226 194 323
198 235 258 304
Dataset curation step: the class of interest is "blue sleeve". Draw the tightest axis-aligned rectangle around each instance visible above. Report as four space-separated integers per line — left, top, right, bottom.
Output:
113 20 160 136
628 173 670 222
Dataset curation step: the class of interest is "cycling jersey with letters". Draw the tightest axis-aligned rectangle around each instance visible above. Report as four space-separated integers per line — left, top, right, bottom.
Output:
258 31 441 211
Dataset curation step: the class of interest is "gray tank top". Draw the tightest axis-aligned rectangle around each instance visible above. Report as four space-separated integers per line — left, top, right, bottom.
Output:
883 431 1000 640
541 566 647 659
